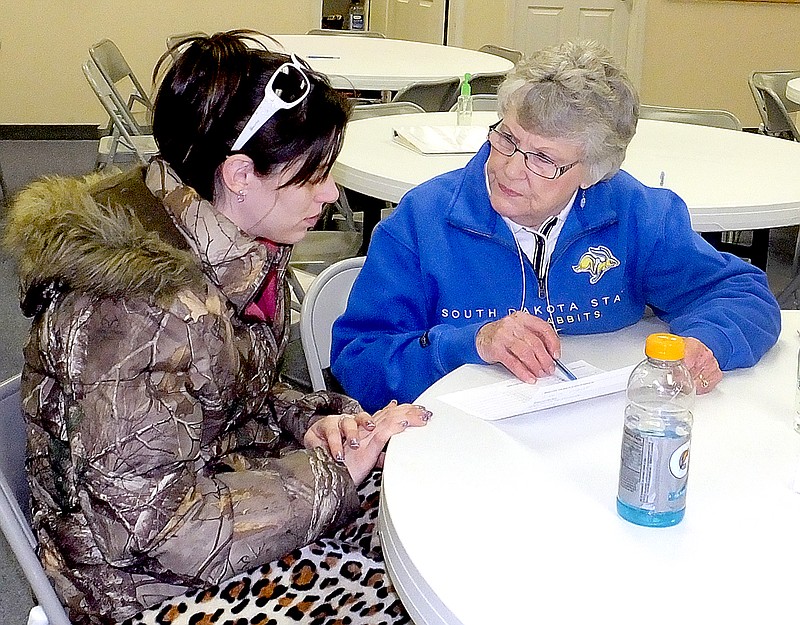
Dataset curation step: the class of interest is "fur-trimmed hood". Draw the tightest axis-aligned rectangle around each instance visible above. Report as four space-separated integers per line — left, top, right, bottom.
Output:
3 161 287 317
3 168 203 313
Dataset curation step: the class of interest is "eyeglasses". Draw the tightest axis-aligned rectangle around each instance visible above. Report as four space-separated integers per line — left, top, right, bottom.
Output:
231 53 311 152
487 120 579 180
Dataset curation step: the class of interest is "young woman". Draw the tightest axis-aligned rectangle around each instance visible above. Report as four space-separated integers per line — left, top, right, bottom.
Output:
4 31 428 625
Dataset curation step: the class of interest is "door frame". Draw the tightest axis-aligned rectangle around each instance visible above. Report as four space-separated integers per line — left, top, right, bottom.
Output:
373 0 646 88
446 0 647 89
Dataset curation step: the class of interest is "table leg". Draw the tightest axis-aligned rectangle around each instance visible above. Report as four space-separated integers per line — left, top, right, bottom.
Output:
343 190 387 255
701 229 769 271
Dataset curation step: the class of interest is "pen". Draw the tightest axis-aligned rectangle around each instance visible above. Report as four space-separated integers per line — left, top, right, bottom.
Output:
306 55 341 59
554 358 577 381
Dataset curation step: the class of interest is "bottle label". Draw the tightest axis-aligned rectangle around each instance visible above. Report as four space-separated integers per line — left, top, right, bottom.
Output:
350 13 365 30
617 424 690 513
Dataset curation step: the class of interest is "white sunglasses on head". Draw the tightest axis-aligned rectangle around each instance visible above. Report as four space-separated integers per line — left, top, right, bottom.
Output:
230 53 311 151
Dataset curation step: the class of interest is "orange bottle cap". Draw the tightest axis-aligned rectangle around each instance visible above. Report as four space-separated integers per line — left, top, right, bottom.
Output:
644 333 685 360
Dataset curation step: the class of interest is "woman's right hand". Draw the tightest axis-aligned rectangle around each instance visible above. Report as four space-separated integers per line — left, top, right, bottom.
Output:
341 400 431 486
475 310 562 383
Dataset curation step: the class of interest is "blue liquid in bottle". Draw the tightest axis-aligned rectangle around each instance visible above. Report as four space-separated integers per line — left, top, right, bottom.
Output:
616 334 694 528
617 498 685 527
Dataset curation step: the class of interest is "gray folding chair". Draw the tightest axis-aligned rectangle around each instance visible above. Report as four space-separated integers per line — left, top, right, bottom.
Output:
748 71 800 142
478 44 523 65
449 94 498 112
392 77 461 112
468 72 507 96
82 60 158 170
89 39 153 134
639 104 742 131
0 374 73 625
350 101 424 121
300 257 366 391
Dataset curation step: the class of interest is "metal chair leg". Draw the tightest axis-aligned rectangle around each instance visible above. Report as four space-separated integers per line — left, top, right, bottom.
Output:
0 157 8 205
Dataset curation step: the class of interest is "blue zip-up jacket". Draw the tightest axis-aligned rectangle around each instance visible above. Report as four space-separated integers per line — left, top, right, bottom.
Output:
331 144 781 412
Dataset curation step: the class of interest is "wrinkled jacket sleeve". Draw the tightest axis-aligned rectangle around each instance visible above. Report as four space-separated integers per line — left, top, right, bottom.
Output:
271 382 362 444
42 297 361 587
638 189 780 369
331 220 484 413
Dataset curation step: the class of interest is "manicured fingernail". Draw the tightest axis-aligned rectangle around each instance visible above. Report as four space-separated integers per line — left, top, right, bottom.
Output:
421 410 432 421
349 438 360 449
414 404 426 410
335 452 345 464
365 420 376 430
390 399 398 405
400 419 409 428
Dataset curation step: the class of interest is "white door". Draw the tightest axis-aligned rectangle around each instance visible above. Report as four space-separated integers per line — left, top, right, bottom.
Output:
511 0 632 66
385 0 448 44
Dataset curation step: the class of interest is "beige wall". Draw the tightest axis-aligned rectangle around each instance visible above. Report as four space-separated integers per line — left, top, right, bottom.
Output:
455 0 800 129
459 0 510 52
639 0 800 128
0 1 321 125
2 0 800 127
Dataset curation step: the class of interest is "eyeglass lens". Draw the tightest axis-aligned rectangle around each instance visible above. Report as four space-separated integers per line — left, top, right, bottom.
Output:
272 64 310 103
490 130 558 179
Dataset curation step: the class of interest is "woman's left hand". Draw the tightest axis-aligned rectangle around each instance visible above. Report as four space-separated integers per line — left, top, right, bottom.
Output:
683 337 722 395
303 412 377 461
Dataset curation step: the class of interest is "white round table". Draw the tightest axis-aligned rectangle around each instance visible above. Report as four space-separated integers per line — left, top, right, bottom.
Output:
786 77 800 104
268 35 513 92
333 112 800 233
380 311 800 625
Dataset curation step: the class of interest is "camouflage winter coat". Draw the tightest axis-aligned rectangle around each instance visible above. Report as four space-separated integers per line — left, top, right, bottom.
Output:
3 160 361 625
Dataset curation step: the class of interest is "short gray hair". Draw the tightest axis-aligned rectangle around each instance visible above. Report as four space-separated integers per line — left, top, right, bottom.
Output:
497 40 639 184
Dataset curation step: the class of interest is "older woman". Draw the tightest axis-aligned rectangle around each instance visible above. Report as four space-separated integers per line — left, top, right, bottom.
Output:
4 31 429 625
331 40 781 413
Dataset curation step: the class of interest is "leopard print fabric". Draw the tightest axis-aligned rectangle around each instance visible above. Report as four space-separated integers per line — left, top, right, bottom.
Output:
120 470 409 625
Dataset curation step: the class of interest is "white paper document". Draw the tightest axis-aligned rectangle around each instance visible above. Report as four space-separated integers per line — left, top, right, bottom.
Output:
438 360 635 421
392 125 486 154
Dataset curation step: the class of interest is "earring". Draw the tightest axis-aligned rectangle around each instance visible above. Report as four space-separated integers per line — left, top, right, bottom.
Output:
236 190 247 203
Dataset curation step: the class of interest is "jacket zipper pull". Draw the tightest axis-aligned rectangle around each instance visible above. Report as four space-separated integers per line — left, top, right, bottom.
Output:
537 274 546 299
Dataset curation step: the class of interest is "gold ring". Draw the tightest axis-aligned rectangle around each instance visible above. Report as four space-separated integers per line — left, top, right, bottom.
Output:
698 374 709 389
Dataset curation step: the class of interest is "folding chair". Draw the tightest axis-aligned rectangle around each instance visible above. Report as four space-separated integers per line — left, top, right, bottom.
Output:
350 101 424 121
468 72 507 96
478 44 523 65
392 77 461 112
82 60 158 170
0 374 73 625
639 104 742 131
449 94 498 112
300 257 366 391
748 71 800 142
89 39 153 134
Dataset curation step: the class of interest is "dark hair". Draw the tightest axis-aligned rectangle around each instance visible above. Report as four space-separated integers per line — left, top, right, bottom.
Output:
152 30 352 201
